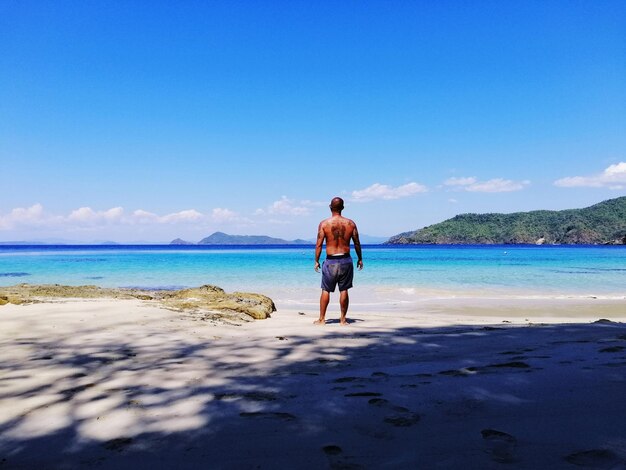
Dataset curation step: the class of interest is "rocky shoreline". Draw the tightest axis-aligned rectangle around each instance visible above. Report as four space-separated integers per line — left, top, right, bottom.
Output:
0 283 275 321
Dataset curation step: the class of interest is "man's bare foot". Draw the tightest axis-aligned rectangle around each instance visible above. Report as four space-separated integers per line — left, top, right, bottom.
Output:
340 319 349 326
314 319 326 325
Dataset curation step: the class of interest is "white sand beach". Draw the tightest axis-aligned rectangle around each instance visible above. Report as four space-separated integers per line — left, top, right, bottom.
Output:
1 296 625 469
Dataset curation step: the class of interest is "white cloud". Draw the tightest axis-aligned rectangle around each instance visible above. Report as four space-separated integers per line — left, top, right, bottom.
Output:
554 162 626 189
159 209 203 223
68 207 96 222
104 207 124 220
444 177 477 186
350 182 428 202
0 203 46 229
0 205 212 231
444 176 530 193
68 206 124 223
256 196 316 216
130 209 205 224
211 208 239 222
466 178 530 192
132 209 159 222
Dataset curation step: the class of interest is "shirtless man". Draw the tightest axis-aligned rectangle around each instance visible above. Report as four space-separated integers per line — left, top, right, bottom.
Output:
314 197 363 325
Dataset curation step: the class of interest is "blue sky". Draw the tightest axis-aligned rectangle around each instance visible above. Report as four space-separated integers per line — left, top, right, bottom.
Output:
1 1 625 242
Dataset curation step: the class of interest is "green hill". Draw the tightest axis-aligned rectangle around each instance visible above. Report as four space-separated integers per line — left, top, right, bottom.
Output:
194 232 312 245
386 197 626 245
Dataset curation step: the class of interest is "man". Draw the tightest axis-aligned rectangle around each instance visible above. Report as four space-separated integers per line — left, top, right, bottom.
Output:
314 197 363 325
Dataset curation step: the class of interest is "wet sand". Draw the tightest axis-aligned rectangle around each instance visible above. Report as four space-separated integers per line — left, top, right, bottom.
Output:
1 295 625 469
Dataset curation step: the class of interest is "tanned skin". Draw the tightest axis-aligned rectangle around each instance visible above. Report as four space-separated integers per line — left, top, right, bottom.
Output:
314 197 363 325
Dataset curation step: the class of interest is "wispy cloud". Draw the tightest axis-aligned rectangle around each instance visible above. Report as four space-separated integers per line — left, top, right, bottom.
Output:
129 208 204 224
554 162 626 189
350 182 428 202
0 205 244 231
255 196 321 216
444 177 477 187
210 208 253 224
444 177 530 193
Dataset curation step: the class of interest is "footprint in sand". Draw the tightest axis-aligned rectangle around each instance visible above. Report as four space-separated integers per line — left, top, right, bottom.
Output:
60 383 96 400
371 371 389 378
481 429 517 463
565 449 625 468
334 376 361 383
499 350 522 356
323 445 342 456
33 355 53 361
102 437 133 452
214 391 279 401
487 361 531 369
368 398 390 406
344 392 382 397
368 398 421 427
322 445 363 470
239 411 296 421
439 367 479 377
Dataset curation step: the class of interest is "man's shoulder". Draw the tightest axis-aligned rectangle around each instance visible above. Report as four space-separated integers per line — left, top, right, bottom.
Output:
320 215 356 227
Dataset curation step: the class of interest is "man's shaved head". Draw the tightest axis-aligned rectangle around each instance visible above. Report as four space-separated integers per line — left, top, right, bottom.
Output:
329 197 344 212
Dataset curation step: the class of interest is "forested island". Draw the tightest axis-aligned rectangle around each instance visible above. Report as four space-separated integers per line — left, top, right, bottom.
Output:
170 232 312 245
386 196 626 245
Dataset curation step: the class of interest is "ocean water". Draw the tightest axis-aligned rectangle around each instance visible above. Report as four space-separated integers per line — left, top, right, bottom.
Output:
1 245 625 307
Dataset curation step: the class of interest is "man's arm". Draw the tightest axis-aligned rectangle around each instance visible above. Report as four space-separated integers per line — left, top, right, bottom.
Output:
314 222 325 272
352 223 363 270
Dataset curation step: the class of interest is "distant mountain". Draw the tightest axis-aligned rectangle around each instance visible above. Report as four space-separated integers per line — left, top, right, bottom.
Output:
386 196 626 245
359 235 390 244
0 237 81 245
170 238 195 245
0 239 105 245
170 232 314 245
0 241 50 245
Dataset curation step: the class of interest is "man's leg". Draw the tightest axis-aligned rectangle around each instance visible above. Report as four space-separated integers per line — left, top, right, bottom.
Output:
339 290 349 325
315 289 330 325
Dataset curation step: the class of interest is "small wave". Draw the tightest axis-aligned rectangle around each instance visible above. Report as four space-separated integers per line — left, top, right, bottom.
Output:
60 258 107 263
0 272 31 277
582 267 626 272
84 276 105 280
550 270 599 274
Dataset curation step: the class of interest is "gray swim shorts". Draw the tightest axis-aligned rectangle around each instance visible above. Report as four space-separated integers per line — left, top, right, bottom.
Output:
321 254 354 292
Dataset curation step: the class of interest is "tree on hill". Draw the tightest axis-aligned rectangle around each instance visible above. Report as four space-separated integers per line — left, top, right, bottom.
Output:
386 196 626 245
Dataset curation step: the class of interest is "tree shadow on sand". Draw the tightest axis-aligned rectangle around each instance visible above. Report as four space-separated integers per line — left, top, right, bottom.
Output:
1 316 625 469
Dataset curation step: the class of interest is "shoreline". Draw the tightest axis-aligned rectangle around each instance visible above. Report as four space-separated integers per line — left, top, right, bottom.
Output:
269 285 626 322
1 296 625 468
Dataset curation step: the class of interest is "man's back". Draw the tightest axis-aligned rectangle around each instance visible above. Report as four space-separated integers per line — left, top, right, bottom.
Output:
319 215 357 256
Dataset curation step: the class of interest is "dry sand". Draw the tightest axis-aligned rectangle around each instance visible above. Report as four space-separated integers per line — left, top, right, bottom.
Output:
1 295 625 469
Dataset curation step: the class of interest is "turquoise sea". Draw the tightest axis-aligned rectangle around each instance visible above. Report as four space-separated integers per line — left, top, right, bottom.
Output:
1 245 625 308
